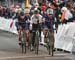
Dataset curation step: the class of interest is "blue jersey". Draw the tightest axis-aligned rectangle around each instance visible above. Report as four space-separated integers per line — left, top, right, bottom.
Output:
44 15 55 32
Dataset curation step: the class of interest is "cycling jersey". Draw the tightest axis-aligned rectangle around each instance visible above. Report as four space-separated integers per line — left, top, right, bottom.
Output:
15 13 30 30
31 14 43 24
31 14 43 47
43 15 55 32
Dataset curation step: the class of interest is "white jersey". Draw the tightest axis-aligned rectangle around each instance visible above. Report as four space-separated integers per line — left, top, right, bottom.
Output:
31 14 43 24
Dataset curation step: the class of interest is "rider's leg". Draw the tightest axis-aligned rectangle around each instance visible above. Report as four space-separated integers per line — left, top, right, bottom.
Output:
25 23 30 42
15 22 22 45
18 28 22 45
25 29 31 46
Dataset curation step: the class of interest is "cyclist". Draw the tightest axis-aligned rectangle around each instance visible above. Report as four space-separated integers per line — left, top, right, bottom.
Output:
15 9 30 45
31 9 43 50
24 8 31 46
43 8 55 50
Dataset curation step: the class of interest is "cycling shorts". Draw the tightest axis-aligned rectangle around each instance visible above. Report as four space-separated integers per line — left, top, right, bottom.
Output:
15 22 30 30
42 22 54 32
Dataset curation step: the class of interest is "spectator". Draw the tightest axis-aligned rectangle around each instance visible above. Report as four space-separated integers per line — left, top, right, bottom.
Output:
61 7 73 23
41 3 47 14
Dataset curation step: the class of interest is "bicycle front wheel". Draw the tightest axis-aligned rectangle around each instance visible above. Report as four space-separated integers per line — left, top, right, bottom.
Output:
35 31 39 55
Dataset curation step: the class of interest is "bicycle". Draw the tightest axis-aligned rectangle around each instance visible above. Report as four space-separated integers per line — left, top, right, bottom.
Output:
34 20 41 55
19 26 31 54
21 29 26 53
43 28 54 56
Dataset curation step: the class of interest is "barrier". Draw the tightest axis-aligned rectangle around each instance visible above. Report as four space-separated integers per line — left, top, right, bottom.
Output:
55 22 75 52
0 17 17 34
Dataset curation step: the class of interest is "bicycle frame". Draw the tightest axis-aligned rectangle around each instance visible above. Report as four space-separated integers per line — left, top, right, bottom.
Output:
34 20 41 54
20 29 26 53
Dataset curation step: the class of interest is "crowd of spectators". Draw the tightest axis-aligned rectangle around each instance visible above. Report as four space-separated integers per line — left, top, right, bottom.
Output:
30 0 75 23
0 0 75 23
0 4 22 19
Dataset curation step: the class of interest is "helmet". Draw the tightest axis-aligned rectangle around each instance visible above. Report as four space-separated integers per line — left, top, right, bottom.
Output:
46 8 53 15
34 8 39 14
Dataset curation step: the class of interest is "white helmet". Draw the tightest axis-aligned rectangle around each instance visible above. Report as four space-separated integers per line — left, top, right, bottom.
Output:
46 8 53 15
